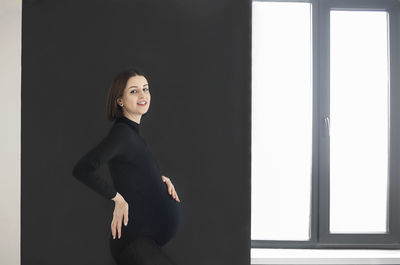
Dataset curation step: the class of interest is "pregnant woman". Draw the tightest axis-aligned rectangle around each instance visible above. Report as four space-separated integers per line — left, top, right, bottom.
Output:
72 68 183 265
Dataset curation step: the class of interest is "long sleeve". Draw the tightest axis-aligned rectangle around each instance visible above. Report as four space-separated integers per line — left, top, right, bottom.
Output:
72 124 130 200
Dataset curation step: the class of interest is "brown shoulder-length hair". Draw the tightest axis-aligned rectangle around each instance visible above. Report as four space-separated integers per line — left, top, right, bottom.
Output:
106 67 149 121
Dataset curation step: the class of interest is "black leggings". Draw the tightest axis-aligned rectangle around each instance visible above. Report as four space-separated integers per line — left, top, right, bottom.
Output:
109 234 178 265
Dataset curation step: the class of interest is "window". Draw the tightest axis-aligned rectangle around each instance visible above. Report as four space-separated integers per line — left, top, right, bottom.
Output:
251 0 400 249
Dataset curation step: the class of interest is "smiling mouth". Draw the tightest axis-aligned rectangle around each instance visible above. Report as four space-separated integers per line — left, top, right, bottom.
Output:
137 101 147 106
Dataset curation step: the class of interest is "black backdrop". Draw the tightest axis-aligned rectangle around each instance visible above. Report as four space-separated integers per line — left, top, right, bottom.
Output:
22 0 250 264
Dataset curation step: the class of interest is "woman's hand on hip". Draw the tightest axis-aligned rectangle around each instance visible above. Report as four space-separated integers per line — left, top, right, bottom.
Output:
161 175 180 202
111 192 129 239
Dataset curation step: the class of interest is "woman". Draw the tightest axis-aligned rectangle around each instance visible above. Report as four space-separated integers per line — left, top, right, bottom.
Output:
72 68 183 265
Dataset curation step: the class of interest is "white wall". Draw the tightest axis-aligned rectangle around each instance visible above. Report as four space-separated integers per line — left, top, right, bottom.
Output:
0 0 21 264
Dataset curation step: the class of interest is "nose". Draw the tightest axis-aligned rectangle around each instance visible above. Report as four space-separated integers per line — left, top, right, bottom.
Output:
137 90 144 98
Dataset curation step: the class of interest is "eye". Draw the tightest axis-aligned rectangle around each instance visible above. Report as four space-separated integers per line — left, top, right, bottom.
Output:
130 89 137 94
144 87 149 91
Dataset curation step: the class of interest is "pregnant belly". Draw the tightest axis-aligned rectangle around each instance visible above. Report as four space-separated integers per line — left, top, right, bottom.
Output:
125 182 183 246
153 183 183 244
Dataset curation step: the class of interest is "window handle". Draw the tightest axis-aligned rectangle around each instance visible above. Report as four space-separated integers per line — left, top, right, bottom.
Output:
324 116 330 137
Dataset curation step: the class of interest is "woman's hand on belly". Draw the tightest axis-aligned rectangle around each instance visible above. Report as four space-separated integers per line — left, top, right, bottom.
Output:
111 192 129 239
161 175 181 202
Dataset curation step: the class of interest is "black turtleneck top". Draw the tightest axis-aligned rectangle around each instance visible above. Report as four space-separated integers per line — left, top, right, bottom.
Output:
72 116 182 246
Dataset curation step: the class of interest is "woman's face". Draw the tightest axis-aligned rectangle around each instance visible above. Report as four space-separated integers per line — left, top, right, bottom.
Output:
118 75 151 118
